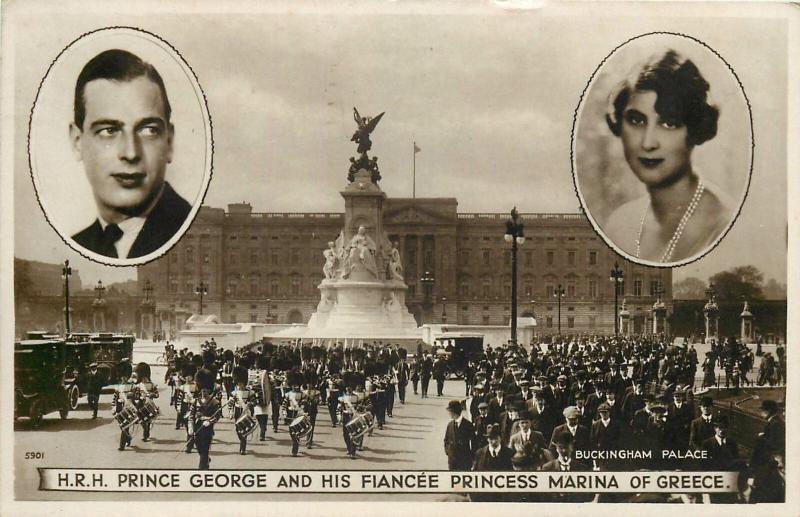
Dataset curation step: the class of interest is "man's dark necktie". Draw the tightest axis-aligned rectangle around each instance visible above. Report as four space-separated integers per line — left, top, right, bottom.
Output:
99 223 123 258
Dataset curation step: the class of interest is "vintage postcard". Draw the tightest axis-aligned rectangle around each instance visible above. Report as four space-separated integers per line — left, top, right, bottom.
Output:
1 1 796 515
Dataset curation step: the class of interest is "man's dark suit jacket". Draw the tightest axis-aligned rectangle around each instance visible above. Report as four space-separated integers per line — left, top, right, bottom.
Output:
550 423 591 454
689 416 715 451
444 418 475 470
72 182 191 259
472 444 514 471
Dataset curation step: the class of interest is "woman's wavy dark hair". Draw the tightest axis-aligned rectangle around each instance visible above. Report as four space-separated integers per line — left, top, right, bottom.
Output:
606 50 719 146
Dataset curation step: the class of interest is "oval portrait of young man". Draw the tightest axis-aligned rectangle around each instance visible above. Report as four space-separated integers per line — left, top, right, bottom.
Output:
572 33 752 267
29 27 213 266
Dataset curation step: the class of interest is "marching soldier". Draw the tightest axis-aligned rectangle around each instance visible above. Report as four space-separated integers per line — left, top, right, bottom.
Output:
112 360 135 451
302 381 321 449
327 375 341 427
270 370 284 433
285 370 306 457
230 366 255 455
338 372 359 459
190 368 222 470
182 365 199 451
133 362 159 442
370 379 386 430
252 356 271 441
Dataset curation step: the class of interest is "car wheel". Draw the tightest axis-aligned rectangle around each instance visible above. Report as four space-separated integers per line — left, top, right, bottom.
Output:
29 400 44 429
68 384 80 410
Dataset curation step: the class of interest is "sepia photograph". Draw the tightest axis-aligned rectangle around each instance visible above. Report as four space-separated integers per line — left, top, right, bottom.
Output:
573 33 753 266
28 27 213 265
1 1 795 515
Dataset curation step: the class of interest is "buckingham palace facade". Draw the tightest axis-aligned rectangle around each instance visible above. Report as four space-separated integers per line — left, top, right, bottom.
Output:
137 199 672 337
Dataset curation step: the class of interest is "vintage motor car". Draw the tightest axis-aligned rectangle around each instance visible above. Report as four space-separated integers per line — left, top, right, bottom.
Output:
14 339 71 427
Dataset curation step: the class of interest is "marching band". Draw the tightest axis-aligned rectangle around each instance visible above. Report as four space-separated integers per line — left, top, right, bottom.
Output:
108 340 409 466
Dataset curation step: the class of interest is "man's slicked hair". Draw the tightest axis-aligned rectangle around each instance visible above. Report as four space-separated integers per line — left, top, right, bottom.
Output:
73 49 171 129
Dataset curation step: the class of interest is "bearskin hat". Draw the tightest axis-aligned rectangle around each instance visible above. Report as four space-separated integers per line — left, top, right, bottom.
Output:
202 349 216 368
195 367 216 391
398 347 408 360
286 369 305 387
233 365 248 385
182 362 197 379
256 355 269 371
135 361 151 380
239 356 252 370
191 353 204 369
342 371 358 390
223 349 234 362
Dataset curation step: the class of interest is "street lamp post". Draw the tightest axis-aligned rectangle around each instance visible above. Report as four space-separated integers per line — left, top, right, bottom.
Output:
94 280 106 301
610 261 624 335
266 298 272 323
441 296 447 324
143 279 153 302
420 270 435 323
554 285 565 336
62 260 72 335
195 282 208 315
504 207 525 344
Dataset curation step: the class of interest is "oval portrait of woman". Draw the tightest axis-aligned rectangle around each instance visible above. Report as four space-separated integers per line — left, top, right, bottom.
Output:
29 27 213 266
573 33 752 267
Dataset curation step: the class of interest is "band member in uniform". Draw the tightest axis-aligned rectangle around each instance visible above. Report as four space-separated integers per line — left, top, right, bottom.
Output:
252 356 271 441
112 360 135 451
183 365 199 452
270 370 284 433
190 368 222 470
133 362 159 442
302 380 321 449
338 372 359 459
221 349 235 399
327 375 341 427
230 366 255 455
370 379 386 430
86 362 103 419
285 370 306 457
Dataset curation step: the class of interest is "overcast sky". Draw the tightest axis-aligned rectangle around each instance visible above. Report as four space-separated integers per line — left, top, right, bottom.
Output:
10 3 789 288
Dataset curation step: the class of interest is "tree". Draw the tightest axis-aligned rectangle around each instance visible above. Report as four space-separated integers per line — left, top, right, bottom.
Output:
763 278 787 300
673 277 706 299
708 265 764 301
14 258 33 299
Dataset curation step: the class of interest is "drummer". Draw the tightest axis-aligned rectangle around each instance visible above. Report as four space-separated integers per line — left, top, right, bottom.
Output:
338 374 359 459
302 381 320 450
327 375 341 428
285 370 307 457
190 368 222 470
231 366 255 455
134 362 159 443
112 361 135 451
252 356 271 442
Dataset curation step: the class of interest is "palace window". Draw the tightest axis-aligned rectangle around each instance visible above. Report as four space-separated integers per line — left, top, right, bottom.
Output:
482 250 491 266
546 250 554 266
546 316 553 328
525 251 533 267
568 250 576 266
633 278 642 297
567 316 575 328
588 279 598 298
589 251 597 265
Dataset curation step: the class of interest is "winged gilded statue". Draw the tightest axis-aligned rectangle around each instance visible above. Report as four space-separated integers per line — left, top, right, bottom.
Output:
351 107 385 156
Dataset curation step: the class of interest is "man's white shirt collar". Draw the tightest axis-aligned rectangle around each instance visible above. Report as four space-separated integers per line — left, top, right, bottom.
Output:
98 216 146 259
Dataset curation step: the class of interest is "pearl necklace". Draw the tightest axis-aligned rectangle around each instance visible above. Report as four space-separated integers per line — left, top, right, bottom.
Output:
636 179 705 263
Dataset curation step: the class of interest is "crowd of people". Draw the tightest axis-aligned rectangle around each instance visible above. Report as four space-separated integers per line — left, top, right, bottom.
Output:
442 334 786 503
106 333 784 503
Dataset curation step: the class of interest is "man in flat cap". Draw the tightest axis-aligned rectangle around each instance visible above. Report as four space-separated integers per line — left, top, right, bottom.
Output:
508 410 548 458
443 399 474 471
590 402 622 470
550 405 591 456
473 401 494 450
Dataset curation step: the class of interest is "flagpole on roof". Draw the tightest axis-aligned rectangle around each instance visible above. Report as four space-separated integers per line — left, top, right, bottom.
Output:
413 140 416 200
